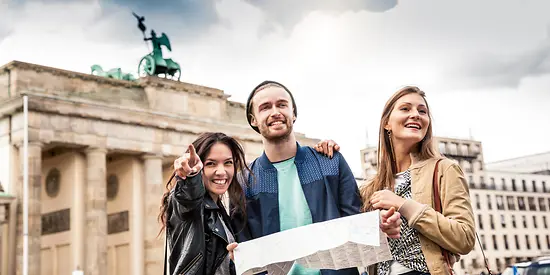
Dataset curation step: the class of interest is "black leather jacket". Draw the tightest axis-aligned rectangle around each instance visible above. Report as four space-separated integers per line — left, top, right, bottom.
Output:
166 174 236 275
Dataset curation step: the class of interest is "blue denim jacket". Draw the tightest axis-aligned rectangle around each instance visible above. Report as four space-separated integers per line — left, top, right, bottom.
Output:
233 143 362 275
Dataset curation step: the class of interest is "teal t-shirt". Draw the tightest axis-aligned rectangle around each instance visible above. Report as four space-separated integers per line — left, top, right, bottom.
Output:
273 157 321 275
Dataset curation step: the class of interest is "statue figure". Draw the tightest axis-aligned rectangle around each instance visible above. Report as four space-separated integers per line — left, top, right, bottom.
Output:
143 30 172 58
91 65 136 81
132 12 146 33
134 13 181 81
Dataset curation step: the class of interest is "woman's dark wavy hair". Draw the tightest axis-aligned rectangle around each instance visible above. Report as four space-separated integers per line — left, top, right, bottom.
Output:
158 132 251 236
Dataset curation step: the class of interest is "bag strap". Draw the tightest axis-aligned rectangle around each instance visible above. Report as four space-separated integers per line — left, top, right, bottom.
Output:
432 159 492 275
476 233 492 275
432 159 455 275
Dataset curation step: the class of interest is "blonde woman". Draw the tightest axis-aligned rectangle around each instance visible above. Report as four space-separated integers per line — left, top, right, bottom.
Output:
362 86 475 275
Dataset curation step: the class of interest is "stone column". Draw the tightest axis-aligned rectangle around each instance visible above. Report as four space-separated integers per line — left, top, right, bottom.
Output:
131 158 144 275
85 147 107 275
16 141 43 275
8 197 17 275
143 154 164 275
71 153 86 271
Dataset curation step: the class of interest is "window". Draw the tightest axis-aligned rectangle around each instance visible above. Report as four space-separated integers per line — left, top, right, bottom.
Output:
469 175 475 188
504 235 509 250
492 235 498 250
472 259 479 269
475 194 480 209
460 260 465 269
512 215 517 228
449 143 458 155
439 142 446 154
490 215 495 229
526 235 531 250
502 178 507 191
544 216 548 229
547 235 550 249
496 195 505 210
515 235 520 249
478 214 484 230
507 196 516 210
523 215 527 228
532 180 537 192
496 259 502 270
490 177 496 189
522 180 527 192
533 216 538 228
460 144 469 155
518 197 526 211
481 176 486 188
536 235 541 250
528 197 536 211
481 234 487 250
462 160 472 173
543 181 547 192
487 195 493 210
540 198 547 211
512 179 517 191
500 214 506 228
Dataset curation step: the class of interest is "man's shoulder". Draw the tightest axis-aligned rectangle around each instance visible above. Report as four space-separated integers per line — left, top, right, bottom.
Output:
298 146 347 177
302 146 345 163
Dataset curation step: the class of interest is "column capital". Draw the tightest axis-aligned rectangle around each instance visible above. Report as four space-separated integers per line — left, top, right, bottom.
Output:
13 141 44 149
142 153 163 160
84 147 107 154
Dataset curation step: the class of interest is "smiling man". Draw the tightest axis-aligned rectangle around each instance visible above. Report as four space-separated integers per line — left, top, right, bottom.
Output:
228 80 402 275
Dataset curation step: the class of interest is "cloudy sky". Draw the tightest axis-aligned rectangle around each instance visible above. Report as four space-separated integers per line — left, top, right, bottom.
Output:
1 0 550 176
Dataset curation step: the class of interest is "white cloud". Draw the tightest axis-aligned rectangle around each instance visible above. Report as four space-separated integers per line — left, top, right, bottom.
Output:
2 0 550 176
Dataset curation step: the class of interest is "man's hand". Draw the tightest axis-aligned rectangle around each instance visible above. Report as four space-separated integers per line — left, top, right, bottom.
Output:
227 242 238 261
371 190 406 210
380 207 401 239
313 139 340 158
174 144 203 179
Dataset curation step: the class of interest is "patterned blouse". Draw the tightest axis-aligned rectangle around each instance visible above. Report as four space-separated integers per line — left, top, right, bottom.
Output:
377 170 429 275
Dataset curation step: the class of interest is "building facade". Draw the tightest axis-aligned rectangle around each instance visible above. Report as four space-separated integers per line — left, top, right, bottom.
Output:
360 137 550 275
0 61 320 275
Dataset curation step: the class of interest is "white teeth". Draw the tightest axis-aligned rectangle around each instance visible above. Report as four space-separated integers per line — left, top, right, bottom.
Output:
270 121 283 126
213 180 226 185
406 124 420 129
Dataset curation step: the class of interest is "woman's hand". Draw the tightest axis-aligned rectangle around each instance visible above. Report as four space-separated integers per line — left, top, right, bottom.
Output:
173 144 203 179
371 190 407 210
380 207 402 239
313 139 340 158
227 242 238 261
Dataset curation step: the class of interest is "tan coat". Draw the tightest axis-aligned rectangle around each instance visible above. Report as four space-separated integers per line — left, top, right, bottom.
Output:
368 157 476 275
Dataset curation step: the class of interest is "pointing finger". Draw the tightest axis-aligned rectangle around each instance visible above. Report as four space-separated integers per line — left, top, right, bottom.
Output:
189 144 198 159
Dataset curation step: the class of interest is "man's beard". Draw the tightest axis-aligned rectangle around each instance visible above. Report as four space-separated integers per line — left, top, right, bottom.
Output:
259 120 293 143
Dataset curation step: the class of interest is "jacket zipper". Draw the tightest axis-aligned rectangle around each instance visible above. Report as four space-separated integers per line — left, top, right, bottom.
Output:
180 252 203 275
